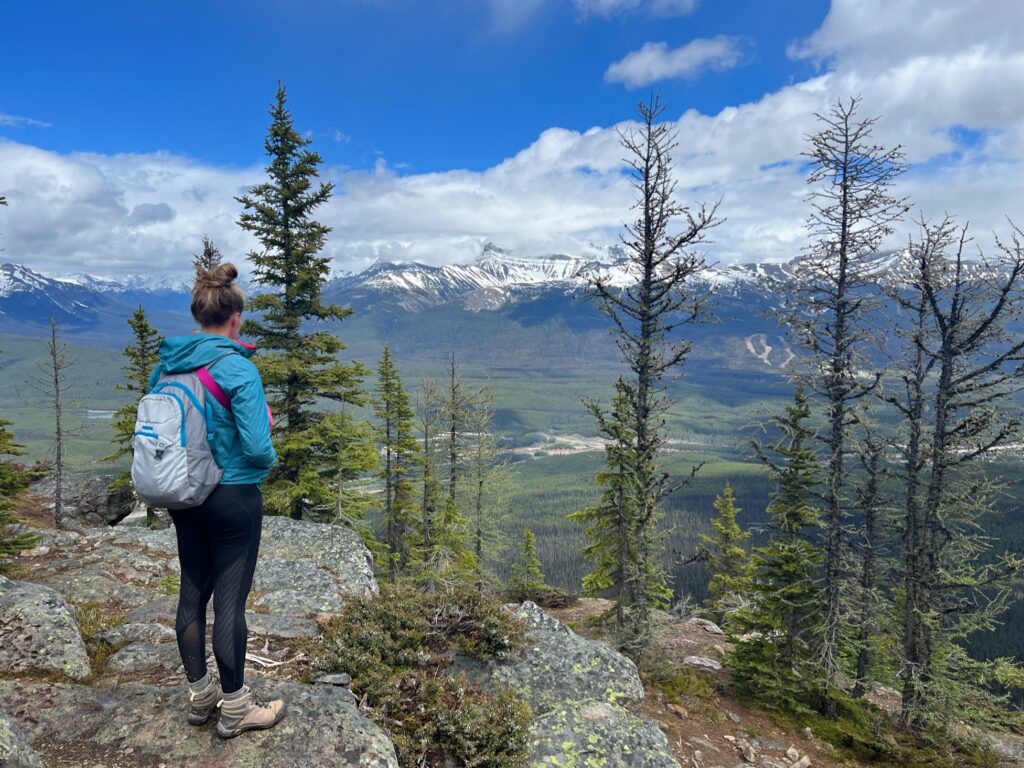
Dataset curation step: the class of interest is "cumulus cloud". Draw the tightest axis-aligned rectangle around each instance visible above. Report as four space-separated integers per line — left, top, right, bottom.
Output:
605 36 747 88
573 0 699 19
1 0 1022 278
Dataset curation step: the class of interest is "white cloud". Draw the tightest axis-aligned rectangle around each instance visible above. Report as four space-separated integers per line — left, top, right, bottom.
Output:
489 0 545 33
573 0 698 19
605 36 746 88
0 112 51 129
1 0 1023 278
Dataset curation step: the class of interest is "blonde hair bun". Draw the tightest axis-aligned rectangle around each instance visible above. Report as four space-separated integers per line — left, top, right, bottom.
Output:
191 262 245 327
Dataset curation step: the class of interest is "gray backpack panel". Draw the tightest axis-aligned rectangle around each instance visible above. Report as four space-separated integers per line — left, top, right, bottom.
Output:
130 370 224 510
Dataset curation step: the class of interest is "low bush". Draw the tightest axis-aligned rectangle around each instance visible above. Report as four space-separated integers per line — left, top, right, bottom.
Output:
305 581 532 768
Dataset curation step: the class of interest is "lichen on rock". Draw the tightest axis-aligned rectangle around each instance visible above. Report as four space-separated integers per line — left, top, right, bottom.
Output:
0 575 91 681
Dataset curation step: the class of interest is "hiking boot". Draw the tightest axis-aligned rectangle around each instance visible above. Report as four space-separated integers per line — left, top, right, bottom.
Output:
188 676 223 725
216 685 286 738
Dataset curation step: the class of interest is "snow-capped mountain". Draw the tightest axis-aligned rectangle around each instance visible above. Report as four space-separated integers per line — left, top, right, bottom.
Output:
0 262 124 326
0 245 994 335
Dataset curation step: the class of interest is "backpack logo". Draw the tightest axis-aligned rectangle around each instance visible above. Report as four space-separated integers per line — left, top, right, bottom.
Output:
130 368 224 509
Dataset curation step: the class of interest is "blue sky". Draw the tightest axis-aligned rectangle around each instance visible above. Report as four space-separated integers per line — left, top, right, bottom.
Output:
2 0 828 172
1 0 1022 277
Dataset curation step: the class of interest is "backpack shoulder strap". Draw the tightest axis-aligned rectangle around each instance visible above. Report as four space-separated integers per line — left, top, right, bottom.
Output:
196 351 238 412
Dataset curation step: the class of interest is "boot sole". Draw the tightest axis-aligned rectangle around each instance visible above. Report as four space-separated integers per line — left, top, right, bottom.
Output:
215 704 287 739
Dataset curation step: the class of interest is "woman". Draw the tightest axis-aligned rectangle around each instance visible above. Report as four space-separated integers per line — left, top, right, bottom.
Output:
147 263 285 738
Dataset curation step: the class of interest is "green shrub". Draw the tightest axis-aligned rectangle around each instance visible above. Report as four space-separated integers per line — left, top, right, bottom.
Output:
305 581 532 768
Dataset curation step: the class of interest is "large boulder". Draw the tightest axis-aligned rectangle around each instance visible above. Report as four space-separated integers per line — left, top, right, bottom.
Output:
28 471 135 527
0 677 398 768
529 699 678 767
0 708 44 768
462 600 645 714
454 601 678 768
0 576 91 681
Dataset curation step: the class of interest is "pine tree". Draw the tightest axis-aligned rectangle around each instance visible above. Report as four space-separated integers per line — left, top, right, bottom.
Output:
0 348 39 572
701 484 754 622
576 95 718 659
193 235 223 273
887 216 1024 731
508 529 548 601
420 494 477 591
415 379 443 555
570 379 673 657
443 351 474 503
237 83 371 520
779 97 908 701
104 307 163 525
374 347 421 580
333 408 380 543
728 388 825 714
464 385 512 589
107 306 163 464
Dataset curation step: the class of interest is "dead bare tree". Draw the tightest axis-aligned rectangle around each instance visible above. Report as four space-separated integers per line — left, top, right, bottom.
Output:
778 96 909 706
576 93 719 659
888 215 1024 730
36 318 78 529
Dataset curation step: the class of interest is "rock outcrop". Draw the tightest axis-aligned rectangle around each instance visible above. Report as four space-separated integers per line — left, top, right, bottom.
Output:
0 575 91 681
28 471 135 527
457 600 679 767
3 506 679 767
0 678 398 768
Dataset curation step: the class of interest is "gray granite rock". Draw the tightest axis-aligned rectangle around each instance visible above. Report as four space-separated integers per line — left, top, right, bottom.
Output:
258 516 377 598
529 699 679 767
464 601 645 715
0 575 91 681
91 524 179 556
245 613 320 639
96 621 177 646
0 708 44 768
0 678 398 768
29 471 135 527
105 642 183 675
253 558 347 616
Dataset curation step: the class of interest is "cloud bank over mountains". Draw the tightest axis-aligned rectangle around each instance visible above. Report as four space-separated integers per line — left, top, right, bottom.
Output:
0 0 1021 279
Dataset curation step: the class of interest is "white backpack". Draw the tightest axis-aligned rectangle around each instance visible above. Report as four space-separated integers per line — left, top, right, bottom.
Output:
130 354 233 509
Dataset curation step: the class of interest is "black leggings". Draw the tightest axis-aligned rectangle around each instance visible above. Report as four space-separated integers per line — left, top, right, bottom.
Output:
169 483 263 694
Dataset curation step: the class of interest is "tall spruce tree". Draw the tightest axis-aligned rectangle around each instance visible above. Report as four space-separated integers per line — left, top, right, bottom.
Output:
237 83 371 520
374 346 421 580
701 484 754 622
728 387 825 714
780 97 909 701
576 95 718 659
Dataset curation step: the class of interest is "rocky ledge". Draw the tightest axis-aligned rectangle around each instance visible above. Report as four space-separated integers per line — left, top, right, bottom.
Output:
1 514 680 767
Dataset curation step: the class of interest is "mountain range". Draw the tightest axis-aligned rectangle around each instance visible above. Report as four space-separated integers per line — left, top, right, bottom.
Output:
0 244 976 372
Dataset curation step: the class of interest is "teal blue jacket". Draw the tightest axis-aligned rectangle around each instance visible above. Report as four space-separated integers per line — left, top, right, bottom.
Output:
147 333 277 484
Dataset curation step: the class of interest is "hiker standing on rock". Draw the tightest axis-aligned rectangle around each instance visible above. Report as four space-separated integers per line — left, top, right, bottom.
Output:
145 263 286 738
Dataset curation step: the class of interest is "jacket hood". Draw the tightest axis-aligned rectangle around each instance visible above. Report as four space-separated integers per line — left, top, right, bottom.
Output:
157 333 255 374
